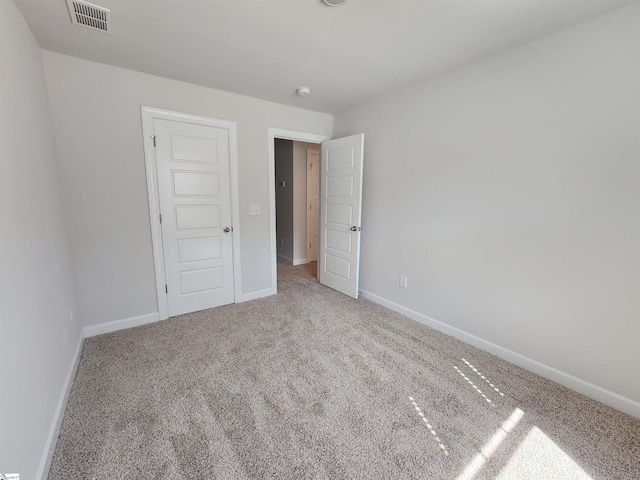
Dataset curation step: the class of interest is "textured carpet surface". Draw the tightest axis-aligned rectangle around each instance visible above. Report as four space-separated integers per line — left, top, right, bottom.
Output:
50 263 640 479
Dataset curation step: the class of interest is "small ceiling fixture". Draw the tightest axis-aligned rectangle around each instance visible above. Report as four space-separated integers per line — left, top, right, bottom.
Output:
323 0 347 6
296 87 312 97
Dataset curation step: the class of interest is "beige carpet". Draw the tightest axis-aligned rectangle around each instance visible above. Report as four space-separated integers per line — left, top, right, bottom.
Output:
49 262 639 479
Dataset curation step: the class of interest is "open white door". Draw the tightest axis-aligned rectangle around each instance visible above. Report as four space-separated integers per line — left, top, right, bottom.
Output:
319 134 364 299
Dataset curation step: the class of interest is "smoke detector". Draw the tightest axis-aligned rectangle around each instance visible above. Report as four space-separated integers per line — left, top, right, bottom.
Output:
296 87 312 97
323 0 347 6
66 0 111 33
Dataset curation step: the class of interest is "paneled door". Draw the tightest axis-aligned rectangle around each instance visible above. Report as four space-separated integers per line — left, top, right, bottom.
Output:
319 134 364 299
154 118 235 316
306 149 320 263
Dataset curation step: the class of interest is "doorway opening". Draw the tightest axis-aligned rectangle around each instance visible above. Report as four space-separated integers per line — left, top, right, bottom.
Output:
274 139 321 277
268 128 364 299
267 128 330 294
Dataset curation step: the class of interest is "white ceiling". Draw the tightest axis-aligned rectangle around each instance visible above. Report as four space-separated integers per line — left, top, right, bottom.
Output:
15 0 639 114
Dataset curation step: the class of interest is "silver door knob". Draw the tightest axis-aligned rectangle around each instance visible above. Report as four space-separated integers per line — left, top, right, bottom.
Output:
351 226 358 231
223 227 231 233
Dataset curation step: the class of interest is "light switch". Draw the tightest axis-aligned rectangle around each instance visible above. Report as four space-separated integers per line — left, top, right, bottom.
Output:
250 204 261 216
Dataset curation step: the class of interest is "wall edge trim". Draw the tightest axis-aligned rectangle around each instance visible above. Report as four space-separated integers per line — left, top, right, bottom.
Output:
37 333 85 479
83 312 160 338
238 288 276 303
359 289 640 419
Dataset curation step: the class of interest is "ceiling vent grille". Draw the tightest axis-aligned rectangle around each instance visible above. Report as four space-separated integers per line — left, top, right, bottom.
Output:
66 0 111 33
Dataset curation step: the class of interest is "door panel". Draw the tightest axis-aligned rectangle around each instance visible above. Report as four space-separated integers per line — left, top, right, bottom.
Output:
326 204 353 225
172 171 219 196
154 119 234 316
319 134 364 298
307 150 320 263
175 205 220 229
180 267 224 294
170 135 219 163
326 176 354 197
326 229 352 253
325 255 351 279
177 237 222 263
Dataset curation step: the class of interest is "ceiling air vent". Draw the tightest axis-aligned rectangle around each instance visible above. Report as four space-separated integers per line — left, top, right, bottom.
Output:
66 0 111 33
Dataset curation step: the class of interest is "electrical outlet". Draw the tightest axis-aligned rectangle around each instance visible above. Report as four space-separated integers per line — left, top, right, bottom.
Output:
399 275 408 288
68 308 74 327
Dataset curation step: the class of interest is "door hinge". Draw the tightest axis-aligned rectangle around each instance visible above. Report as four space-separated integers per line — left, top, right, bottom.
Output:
151 135 156 147
159 213 162 224
165 284 168 293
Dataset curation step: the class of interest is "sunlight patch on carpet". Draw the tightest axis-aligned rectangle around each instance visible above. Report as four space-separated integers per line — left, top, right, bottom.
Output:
461 358 505 397
496 426 592 480
456 407 525 480
408 396 449 456
454 365 494 404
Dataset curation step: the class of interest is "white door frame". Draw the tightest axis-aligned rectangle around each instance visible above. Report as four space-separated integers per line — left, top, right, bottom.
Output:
142 106 242 320
267 128 330 294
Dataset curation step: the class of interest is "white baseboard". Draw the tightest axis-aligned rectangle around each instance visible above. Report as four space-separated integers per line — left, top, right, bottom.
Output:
37 333 85 480
83 312 160 338
277 254 293 265
278 255 308 266
238 288 276 303
359 289 640 419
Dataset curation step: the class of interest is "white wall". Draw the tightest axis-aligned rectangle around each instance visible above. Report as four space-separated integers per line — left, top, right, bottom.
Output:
292 142 320 263
335 3 640 410
0 1 84 477
275 139 294 262
42 52 333 327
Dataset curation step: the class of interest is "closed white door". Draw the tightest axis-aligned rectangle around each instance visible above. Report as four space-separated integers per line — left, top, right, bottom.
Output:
319 134 364 299
154 118 235 316
306 149 320 263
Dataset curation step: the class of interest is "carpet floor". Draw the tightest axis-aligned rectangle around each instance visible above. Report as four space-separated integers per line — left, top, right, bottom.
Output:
49 263 640 479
